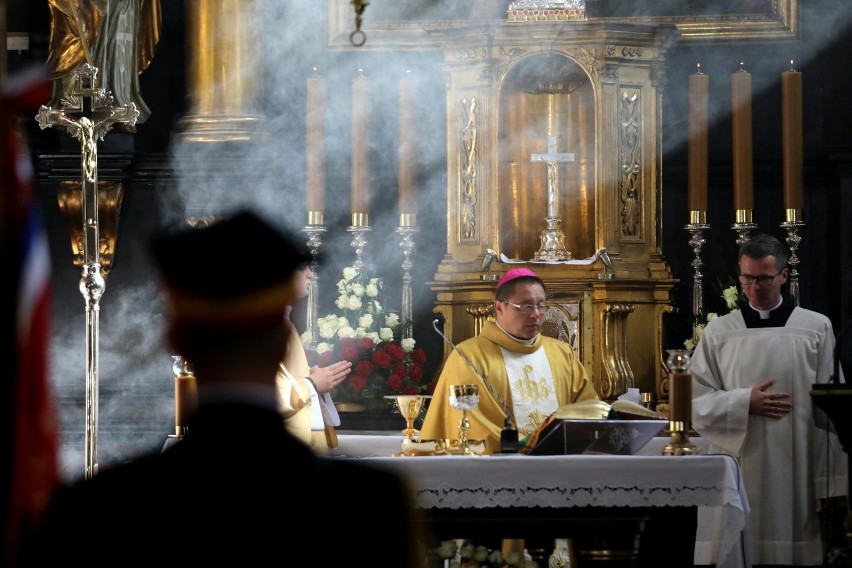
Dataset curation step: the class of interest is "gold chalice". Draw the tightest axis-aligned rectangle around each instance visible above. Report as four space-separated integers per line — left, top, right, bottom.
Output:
385 394 431 442
448 384 480 455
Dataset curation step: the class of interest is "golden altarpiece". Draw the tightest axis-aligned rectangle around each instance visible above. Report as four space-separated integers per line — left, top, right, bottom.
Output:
426 23 677 402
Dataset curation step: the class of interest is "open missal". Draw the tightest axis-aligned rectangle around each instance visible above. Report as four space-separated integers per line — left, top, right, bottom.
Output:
522 400 668 456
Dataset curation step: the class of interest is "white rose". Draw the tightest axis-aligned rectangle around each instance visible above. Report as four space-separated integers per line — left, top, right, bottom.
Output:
401 337 416 352
337 326 356 339
359 314 374 329
385 313 400 328
318 322 337 340
343 266 358 281
335 294 348 310
371 300 383 314
346 295 363 311
365 282 379 297
706 312 719 321
350 283 365 297
365 332 380 344
722 286 740 310
354 327 368 338
316 342 333 354
337 316 349 328
379 327 394 341
299 331 313 346
336 279 347 294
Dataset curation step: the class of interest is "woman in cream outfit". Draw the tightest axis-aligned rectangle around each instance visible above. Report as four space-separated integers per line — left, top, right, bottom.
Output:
276 264 352 452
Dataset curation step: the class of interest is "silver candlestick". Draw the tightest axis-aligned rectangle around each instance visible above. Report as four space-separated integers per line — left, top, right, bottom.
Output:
780 209 805 307
685 212 710 321
303 214 327 345
731 208 757 246
348 213 371 273
396 214 419 340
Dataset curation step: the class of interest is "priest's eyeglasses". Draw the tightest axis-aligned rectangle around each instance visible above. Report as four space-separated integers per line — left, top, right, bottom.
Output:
737 270 784 286
502 301 548 314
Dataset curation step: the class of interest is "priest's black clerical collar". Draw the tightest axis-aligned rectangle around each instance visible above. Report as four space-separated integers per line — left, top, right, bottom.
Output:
741 297 795 328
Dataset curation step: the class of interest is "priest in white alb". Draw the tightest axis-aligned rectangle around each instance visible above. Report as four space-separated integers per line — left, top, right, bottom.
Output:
690 234 847 567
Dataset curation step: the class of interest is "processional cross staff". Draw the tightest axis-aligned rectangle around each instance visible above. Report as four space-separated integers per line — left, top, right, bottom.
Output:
36 63 139 480
530 134 574 261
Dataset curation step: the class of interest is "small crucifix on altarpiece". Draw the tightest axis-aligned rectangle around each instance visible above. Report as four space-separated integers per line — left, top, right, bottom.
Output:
530 134 574 262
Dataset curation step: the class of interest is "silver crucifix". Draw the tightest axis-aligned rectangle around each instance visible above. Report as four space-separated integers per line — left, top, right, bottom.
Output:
36 63 138 480
530 134 574 261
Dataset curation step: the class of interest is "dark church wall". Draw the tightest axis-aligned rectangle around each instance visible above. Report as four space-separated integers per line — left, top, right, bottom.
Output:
660 5 852 354
5 1 851 478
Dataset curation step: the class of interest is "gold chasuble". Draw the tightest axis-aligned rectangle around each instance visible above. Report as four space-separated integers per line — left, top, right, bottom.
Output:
421 321 598 453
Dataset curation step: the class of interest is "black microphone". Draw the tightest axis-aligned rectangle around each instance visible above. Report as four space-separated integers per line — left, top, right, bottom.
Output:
431 318 519 453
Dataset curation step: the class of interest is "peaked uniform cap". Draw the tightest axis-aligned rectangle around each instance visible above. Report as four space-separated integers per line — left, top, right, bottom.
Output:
151 210 311 327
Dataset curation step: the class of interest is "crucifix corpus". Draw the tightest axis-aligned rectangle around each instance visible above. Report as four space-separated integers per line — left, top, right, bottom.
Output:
530 134 574 261
36 63 139 480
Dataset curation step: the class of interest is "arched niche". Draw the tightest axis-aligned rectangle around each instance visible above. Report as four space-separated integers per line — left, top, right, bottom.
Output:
497 53 596 261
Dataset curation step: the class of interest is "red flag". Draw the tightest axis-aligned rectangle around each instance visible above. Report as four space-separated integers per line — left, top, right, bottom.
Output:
1 66 59 567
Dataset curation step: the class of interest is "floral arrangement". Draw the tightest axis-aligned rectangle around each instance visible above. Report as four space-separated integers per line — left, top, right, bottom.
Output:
302 265 431 409
683 284 744 350
431 540 540 568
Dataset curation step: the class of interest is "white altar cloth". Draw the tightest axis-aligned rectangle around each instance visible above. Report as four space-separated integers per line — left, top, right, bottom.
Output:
330 433 750 568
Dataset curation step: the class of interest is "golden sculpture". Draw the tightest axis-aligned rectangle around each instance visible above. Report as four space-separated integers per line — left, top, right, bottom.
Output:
47 0 162 127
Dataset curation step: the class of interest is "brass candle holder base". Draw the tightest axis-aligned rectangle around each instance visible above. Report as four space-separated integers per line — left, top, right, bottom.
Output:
662 421 700 456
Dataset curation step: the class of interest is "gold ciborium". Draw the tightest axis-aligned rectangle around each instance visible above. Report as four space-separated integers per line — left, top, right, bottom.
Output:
449 384 480 455
385 394 431 442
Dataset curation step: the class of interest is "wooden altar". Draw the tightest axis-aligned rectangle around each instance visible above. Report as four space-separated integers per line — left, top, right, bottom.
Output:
426 21 679 401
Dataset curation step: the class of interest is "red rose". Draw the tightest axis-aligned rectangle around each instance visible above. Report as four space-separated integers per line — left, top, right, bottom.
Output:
412 348 427 364
355 360 374 377
357 337 375 351
393 363 407 376
340 344 359 361
409 365 423 383
317 351 334 367
305 350 317 366
372 350 391 369
384 343 405 361
403 385 420 395
348 374 367 393
386 373 404 391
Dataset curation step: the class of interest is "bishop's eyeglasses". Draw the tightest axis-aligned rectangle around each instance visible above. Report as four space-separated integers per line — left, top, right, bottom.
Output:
502 301 548 314
737 270 784 286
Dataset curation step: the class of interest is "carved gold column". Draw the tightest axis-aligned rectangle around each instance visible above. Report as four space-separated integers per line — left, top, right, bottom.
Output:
597 302 636 401
179 0 264 142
